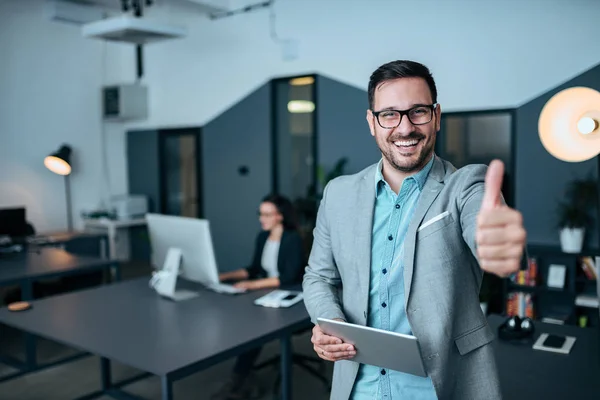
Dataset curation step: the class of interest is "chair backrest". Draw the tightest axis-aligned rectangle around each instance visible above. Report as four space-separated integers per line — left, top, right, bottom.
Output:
64 236 102 257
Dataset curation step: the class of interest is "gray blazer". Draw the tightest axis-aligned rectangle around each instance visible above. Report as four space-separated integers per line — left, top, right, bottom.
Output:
303 155 502 400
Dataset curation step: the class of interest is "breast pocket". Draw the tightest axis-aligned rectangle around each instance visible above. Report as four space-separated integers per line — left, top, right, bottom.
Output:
417 211 455 240
454 323 494 356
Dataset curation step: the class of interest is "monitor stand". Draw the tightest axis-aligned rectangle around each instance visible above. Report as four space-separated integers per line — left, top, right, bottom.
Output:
150 247 199 301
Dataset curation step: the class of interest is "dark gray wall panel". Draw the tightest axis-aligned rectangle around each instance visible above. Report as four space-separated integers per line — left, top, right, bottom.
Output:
317 75 379 187
127 130 160 213
203 84 272 271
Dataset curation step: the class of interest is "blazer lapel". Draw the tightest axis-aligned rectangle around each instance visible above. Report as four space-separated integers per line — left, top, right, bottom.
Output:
403 155 445 308
353 165 377 323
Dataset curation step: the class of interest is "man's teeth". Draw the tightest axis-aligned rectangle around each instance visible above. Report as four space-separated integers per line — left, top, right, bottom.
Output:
393 139 419 147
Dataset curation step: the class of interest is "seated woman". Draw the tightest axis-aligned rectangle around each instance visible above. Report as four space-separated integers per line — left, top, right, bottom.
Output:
212 194 305 400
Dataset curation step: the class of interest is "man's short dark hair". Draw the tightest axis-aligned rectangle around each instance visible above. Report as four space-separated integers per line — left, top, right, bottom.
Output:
368 60 437 110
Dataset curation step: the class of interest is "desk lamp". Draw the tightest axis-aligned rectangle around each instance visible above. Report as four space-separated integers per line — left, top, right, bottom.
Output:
44 145 73 231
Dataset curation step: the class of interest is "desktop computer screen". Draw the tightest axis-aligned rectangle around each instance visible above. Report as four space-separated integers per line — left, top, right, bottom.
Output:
146 213 220 286
0 207 28 238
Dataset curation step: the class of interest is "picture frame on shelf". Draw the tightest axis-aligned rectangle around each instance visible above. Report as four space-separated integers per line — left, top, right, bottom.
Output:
547 264 567 289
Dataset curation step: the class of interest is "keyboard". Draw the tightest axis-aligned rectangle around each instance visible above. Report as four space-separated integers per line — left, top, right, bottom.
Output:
206 282 247 295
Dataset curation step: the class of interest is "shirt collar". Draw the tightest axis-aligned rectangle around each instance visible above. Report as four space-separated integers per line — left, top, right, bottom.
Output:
375 154 435 196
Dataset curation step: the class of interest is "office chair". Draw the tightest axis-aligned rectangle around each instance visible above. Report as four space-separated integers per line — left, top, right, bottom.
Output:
254 327 331 399
61 236 105 290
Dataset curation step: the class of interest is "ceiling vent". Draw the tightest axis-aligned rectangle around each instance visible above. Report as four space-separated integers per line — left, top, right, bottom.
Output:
82 15 187 44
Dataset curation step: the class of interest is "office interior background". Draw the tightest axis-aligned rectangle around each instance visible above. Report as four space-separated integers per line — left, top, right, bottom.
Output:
1 0 600 399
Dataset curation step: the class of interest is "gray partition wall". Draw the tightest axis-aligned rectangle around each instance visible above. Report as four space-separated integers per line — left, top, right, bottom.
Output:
515 63 600 248
317 75 379 182
203 84 272 271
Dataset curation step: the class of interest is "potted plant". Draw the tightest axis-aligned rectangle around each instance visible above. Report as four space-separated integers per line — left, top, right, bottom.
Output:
294 157 349 258
557 176 598 253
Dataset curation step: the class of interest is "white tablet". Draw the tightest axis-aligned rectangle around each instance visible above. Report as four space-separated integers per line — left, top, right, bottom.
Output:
317 318 427 377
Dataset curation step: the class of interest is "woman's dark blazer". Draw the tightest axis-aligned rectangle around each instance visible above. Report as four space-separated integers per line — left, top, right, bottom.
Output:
245 229 305 286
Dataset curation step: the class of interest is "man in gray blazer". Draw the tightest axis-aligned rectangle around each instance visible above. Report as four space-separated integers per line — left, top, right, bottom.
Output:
302 60 526 399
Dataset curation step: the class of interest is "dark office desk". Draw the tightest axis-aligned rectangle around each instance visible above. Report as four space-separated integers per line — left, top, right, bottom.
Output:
0 247 119 289
0 277 311 400
0 247 120 382
27 231 109 258
489 314 600 399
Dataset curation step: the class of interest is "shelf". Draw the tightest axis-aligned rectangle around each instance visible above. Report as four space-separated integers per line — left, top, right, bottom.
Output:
507 283 576 294
575 295 599 308
527 244 600 257
503 245 599 320
507 283 537 292
576 277 597 284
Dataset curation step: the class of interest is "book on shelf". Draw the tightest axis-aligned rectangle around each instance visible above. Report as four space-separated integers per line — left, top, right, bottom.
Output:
579 256 598 280
506 291 535 318
540 310 571 325
509 257 537 287
575 294 599 308
541 317 566 325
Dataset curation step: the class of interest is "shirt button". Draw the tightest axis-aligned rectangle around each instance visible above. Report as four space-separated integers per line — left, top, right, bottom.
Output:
381 369 386 375
382 302 387 308
395 204 400 209
382 268 387 275
388 235 393 241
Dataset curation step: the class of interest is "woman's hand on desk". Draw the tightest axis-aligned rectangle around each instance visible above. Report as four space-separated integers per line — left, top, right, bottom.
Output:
311 323 356 362
233 277 280 290
219 269 249 282
233 280 261 290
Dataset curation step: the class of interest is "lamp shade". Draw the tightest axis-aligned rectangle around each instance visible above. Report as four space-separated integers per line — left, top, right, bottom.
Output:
538 86 600 162
44 145 72 175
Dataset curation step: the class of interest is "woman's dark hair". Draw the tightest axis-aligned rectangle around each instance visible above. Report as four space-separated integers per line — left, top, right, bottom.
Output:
368 60 437 110
261 194 298 230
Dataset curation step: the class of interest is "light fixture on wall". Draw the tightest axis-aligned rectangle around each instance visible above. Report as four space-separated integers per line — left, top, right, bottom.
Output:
538 86 600 254
44 145 74 232
287 100 315 113
538 86 600 162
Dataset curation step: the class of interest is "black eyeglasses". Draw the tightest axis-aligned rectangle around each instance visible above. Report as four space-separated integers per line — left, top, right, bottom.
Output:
371 103 437 129
257 211 277 218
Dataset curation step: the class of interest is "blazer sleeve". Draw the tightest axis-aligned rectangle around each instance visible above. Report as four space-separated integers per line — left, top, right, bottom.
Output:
458 165 528 272
277 231 305 286
457 165 488 261
245 231 268 280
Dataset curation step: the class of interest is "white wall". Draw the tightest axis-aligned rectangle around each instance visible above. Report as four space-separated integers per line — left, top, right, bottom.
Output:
2 0 600 232
0 0 132 232
138 0 600 128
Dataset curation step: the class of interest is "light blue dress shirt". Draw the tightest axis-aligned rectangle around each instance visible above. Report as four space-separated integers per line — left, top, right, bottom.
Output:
350 155 437 399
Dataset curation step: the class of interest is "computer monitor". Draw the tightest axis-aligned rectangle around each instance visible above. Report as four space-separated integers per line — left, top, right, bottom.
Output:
146 213 220 286
0 207 28 238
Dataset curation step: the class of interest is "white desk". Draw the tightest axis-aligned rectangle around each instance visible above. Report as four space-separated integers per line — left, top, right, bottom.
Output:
82 218 147 261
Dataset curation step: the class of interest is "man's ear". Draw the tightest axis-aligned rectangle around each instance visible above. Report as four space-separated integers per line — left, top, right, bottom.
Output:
366 109 375 137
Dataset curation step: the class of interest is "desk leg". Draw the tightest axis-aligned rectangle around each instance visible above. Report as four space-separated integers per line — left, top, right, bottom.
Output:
280 335 292 400
21 280 36 368
112 261 121 282
160 375 173 400
100 236 109 259
108 225 117 260
101 357 112 390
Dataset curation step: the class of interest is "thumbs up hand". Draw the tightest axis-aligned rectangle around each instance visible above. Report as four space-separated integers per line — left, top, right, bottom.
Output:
476 160 527 277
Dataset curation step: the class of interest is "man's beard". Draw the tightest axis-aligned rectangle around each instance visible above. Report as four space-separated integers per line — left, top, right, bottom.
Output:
378 132 433 173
